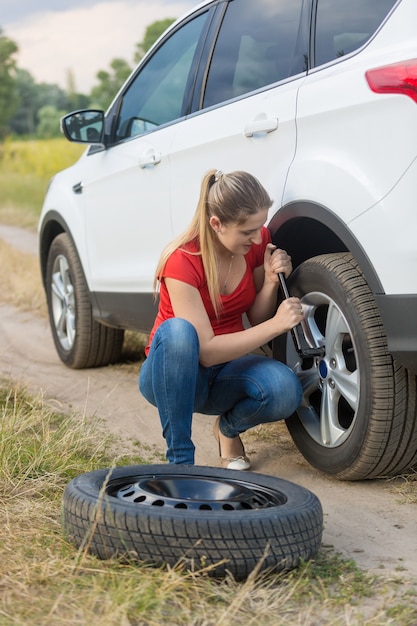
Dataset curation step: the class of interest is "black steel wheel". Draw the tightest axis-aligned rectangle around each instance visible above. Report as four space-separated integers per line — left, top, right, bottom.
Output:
46 233 124 368
274 253 417 480
62 464 323 579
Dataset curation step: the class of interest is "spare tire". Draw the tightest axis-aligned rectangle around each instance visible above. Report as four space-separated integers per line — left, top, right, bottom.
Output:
62 464 323 579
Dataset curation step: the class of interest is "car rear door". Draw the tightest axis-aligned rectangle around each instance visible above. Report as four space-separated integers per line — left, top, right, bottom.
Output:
168 0 309 233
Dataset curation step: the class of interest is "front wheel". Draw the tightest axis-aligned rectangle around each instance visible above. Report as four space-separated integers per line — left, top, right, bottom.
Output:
46 233 124 368
274 253 417 480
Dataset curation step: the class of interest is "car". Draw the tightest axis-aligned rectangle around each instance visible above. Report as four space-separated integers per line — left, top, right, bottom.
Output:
38 0 417 481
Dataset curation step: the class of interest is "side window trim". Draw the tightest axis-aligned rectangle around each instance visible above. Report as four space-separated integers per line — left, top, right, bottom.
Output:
181 4 219 116
191 2 229 113
200 0 308 111
311 0 398 70
107 5 216 148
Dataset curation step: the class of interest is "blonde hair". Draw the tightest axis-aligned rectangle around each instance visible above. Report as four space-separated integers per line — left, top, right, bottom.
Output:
154 169 273 316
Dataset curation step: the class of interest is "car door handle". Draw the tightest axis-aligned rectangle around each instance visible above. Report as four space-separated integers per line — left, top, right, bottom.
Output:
138 149 162 168
244 118 278 137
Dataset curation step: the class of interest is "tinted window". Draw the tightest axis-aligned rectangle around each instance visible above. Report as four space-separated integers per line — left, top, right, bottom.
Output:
315 0 397 67
115 12 209 141
203 0 306 109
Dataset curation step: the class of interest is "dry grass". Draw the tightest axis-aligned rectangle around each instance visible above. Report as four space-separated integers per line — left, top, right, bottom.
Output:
0 238 46 315
389 469 417 505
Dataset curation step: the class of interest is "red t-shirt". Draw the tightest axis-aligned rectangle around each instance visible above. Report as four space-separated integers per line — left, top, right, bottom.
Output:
145 226 271 355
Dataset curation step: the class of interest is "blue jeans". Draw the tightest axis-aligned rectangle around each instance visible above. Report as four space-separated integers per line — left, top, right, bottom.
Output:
139 318 302 464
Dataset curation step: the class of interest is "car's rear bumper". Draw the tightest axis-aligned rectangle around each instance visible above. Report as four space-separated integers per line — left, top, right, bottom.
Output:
375 293 417 374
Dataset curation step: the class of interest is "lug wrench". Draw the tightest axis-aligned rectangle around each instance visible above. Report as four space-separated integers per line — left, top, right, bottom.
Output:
278 273 325 359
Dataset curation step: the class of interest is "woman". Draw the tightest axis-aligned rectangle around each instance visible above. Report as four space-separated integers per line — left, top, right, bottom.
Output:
139 169 303 469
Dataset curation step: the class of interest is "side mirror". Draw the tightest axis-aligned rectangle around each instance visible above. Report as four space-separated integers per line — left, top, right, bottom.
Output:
61 110 105 145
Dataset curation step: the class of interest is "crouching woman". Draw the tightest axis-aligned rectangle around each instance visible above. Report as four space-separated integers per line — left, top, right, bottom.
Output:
139 169 303 469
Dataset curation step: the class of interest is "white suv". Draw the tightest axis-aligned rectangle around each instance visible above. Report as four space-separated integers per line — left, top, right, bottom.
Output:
39 0 417 480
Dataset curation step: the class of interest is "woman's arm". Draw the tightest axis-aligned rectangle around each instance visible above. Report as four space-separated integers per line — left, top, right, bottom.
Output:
165 275 302 367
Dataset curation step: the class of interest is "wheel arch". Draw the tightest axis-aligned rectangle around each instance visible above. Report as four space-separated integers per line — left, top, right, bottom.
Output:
39 212 79 290
268 201 384 295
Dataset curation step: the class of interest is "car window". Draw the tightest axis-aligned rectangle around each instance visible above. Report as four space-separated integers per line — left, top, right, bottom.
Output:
314 0 397 67
115 11 209 142
203 0 306 109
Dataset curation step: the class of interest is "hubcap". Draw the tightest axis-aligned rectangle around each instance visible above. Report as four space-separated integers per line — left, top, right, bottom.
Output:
50 254 76 350
288 292 359 448
318 359 328 379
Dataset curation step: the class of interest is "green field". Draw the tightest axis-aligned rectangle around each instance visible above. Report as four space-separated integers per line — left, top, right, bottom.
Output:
0 137 84 229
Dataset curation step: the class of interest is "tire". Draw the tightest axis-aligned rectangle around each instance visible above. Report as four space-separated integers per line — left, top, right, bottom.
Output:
62 464 323 580
46 233 124 369
274 253 417 480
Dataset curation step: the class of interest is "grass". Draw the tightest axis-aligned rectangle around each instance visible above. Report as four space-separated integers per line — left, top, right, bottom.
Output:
389 469 417 505
0 137 84 229
1 381 417 626
0 238 46 315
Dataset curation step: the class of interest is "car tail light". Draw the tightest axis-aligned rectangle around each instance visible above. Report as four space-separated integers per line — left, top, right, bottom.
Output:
366 59 417 103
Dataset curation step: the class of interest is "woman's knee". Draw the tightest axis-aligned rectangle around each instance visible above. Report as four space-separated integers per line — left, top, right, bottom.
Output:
284 370 303 414
139 318 200 403
153 318 199 358
138 357 154 403
262 361 303 417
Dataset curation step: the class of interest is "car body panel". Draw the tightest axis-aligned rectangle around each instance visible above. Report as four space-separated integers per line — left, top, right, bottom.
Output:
78 126 176 294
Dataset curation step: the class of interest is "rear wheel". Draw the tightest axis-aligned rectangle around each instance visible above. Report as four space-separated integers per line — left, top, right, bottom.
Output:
274 253 417 480
46 233 124 368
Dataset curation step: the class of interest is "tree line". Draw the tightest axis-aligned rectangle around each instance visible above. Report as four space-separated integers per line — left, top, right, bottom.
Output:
0 19 174 141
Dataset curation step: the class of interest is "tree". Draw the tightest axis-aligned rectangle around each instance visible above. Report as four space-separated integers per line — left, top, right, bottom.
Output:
36 105 67 138
134 18 176 63
66 69 90 112
7 68 81 136
8 73 72 136
7 69 37 135
34 82 70 112
88 18 177 111
90 58 132 110
0 29 19 138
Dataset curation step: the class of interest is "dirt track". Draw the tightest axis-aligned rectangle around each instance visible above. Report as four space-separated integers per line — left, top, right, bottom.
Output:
0 223 416 579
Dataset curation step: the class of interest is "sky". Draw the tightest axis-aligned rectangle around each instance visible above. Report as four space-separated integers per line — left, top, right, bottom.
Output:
2 0 198 93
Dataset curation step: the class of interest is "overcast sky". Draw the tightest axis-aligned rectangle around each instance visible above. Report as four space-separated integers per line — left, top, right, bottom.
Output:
2 0 197 93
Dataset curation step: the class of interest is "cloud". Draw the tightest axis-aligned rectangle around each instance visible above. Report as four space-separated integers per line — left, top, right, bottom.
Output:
1 0 113 26
5 0 194 93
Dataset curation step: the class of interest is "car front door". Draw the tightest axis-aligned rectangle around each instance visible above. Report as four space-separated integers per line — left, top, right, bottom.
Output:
79 8 212 302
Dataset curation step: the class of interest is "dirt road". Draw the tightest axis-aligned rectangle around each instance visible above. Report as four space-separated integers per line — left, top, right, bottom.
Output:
0 224 416 579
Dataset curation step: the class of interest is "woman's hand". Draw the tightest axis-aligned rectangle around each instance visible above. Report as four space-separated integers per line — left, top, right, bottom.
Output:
273 296 304 332
263 244 303 331
263 244 293 284
249 244 294 326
